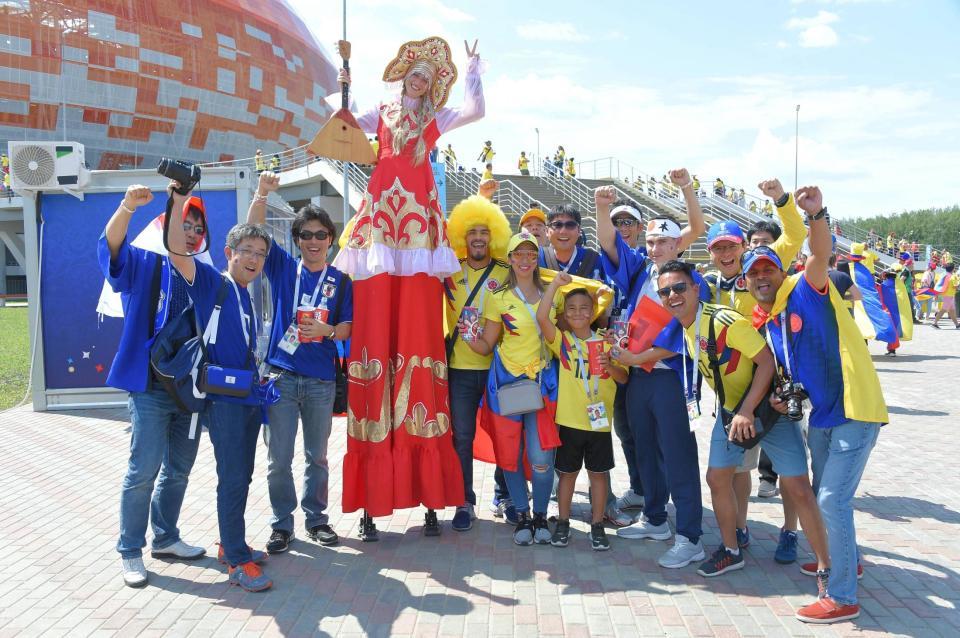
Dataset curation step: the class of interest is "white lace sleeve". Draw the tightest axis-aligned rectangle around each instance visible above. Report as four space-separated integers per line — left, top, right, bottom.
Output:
435 56 485 135
322 93 379 134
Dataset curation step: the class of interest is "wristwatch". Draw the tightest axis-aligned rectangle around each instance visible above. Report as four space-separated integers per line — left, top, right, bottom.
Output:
775 193 790 208
808 206 827 221
327 325 337 339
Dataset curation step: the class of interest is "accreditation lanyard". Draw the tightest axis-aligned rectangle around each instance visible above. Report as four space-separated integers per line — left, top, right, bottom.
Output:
764 312 793 379
225 272 255 351
292 260 328 318
513 287 546 372
714 277 737 308
462 264 490 311
571 333 600 402
559 246 580 273
681 303 704 400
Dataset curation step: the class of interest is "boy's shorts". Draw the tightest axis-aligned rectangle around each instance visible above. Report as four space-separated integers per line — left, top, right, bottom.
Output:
555 426 614 474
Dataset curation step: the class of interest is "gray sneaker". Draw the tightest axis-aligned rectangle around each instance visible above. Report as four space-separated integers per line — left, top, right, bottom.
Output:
616 489 645 510
658 534 706 569
757 480 779 498
151 539 206 560
121 557 148 588
616 517 672 540
532 513 551 544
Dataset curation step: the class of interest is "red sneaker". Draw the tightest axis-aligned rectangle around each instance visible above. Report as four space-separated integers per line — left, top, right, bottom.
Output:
800 561 863 579
795 597 860 624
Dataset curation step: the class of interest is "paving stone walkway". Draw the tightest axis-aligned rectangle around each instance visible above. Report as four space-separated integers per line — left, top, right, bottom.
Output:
1 323 959 637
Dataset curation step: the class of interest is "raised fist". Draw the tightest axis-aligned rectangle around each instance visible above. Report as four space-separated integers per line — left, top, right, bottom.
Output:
795 186 824 216
758 179 785 201
123 185 153 210
258 171 280 195
668 168 692 186
553 271 573 287
594 185 617 208
478 178 498 200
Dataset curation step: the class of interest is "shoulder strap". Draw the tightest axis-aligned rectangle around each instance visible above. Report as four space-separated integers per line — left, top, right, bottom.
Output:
577 250 598 279
542 246 560 271
446 262 496 360
705 311 726 411
147 253 163 340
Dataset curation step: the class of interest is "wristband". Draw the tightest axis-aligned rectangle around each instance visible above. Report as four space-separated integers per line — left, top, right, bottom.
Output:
807 206 827 221
774 193 789 208
328 325 337 338
120 200 135 214
253 193 269 202
678 180 694 190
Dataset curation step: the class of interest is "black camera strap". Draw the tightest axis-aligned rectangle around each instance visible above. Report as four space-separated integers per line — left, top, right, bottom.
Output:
445 262 495 361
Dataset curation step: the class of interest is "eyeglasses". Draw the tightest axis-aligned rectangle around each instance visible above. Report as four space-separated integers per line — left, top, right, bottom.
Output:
549 220 580 231
182 222 205 235
612 218 638 228
511 250 539 262
656 282 689 298
235 247 267 261
298 230 330 241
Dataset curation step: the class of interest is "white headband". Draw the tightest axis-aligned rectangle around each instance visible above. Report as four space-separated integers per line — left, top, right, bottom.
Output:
645 218 682 239
609 204 643 222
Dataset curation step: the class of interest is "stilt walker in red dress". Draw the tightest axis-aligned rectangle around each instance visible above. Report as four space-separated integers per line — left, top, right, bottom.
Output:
332 37 485 540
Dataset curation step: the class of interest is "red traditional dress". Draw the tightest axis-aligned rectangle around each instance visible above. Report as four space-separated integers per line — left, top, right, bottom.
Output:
332 51 485 517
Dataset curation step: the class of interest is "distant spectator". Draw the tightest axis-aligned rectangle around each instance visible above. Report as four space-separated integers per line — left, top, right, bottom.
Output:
713 177 726 197
477 141 495 165
255 149 265 173
565 158 576 179
886 233 895 256
944 250 954 266
442 143 457 169
692 175 701 194
553 145 565 175
736 188 746 207
518 151 530 176
911 240 919 261
429 146 439 163
269 153 280 171
481 162 493 181
371 135 380 157
749 201 758 213
762 200 773 217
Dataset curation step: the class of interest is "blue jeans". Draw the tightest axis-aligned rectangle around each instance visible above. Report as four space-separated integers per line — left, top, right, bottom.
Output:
808 420 880 606
117 388 200 558
206 401 261 567
502 412 555 514
264 372 335 533
449 368 487 506
625 368 703 542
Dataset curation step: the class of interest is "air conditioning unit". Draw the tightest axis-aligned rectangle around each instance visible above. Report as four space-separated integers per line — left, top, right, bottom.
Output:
8 142 90 194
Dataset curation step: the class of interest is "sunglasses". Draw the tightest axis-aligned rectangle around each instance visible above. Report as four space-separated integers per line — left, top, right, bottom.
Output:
549 220 580 231
741 245 777 266
511 250 539 262
656 282 689 298
182 222 205 235
298 230 330 241
612 218 638 228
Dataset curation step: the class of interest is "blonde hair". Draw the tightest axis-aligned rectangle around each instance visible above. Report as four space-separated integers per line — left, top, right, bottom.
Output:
389 93 435 166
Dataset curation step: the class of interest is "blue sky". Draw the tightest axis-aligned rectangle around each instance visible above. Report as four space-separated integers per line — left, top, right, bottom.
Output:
290 0 960 219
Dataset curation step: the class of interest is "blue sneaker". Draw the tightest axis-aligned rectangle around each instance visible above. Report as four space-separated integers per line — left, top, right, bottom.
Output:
452 505 475 531
497 498 518 525
775 529 799 564
736 526 750 549
228 562 272 592
489 497 503 516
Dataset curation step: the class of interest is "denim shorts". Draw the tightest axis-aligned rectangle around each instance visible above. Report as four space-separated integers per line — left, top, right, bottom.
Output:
709 414 808 477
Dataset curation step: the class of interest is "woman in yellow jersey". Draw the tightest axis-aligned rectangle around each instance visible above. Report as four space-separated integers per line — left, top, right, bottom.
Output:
537 272 627 551
469 232 560 546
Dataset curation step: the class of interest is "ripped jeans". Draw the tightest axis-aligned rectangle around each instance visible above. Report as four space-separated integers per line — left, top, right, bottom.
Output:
501 412 556 515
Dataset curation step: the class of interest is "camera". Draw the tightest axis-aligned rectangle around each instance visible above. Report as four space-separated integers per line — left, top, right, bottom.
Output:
157 158 201 195
776 380 808 422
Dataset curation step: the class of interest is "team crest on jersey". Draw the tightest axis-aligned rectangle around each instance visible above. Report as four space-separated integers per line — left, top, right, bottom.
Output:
699 337 709 352
486 278 500 291
789 313 803 332
322 283 337 298
734 276 747 291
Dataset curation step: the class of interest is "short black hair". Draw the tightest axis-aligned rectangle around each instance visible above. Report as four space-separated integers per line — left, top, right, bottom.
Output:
292 204 336 242
947 263 955 273
548 203 581 225
563 287 593 307
747 220 783 242
657 259 696 284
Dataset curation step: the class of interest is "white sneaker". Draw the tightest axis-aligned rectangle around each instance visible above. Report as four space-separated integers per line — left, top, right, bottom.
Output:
121 557 148 588
658 535 706 569
616 490 645 510
617 517 672 540
547 500 560 520
151 540 207 560
603 505 634 527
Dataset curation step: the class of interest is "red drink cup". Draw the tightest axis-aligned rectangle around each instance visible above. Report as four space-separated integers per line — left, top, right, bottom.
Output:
586 338 606 376
314 307 330 342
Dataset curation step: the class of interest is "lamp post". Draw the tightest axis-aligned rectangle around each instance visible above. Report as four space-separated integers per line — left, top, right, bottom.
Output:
794 104 800 192
535 127 540 177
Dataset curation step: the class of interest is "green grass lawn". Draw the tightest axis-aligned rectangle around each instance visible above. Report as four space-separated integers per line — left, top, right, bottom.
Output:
0 306 30 410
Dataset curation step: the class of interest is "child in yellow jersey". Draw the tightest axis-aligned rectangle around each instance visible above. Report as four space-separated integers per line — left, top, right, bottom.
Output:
537 272 627 551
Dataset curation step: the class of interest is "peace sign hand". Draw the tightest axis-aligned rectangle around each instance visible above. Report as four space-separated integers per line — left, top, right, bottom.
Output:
464 39 479 59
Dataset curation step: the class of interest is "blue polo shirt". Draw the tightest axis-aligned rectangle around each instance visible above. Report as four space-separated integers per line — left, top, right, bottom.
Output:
763 276 846 428
98 233 190 393
185 261 259 405
263 244 353 380
538 245 606 282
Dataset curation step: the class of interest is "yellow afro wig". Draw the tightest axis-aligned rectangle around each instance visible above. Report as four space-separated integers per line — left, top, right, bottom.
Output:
447 195 512 260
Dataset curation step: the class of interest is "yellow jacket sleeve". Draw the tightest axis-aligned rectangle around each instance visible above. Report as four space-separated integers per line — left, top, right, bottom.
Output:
771 193 807 267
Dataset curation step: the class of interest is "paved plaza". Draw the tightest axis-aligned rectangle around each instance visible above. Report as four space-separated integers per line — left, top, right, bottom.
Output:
1 322 959 637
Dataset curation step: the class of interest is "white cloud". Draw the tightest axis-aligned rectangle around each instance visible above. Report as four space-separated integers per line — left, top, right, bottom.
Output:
515 21 589 43
776 40 790 49
787 10 840 48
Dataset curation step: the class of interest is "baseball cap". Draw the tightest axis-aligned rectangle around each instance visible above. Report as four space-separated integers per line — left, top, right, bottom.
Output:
706 220 744 249
741 245 784 273
519 208 546 227
506 231 539 254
